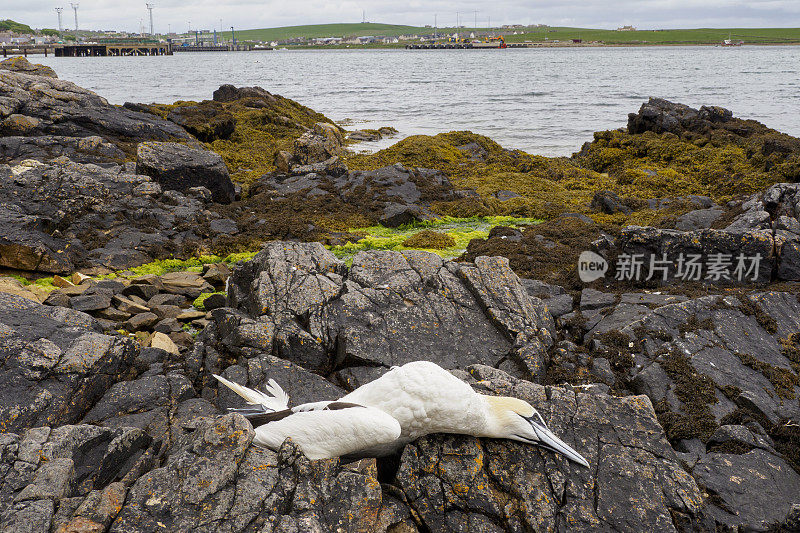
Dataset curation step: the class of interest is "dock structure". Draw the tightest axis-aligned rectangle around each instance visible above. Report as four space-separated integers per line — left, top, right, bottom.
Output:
173 44 253 52
56 42 171 56
1 45 58 57
2 38 172 58
406 42 533 49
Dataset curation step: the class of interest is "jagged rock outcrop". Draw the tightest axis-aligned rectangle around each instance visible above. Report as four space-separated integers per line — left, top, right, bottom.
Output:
222 242 554 383
396 365 705 532
0 56 57 78
617 182 800 283
255 163 476 227
546 287 800 529
0 158 235 273
0 293 138 433
0 67 191 161
0 424 154 533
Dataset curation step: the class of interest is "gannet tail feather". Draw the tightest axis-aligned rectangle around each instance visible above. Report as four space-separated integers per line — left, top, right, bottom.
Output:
213 374 290 412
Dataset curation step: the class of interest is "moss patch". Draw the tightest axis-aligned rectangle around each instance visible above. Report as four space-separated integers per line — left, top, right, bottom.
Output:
193 291 225 310
328 216 541 262
402 230 456 250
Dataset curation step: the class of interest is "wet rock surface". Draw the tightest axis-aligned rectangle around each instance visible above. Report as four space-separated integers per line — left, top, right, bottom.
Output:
0 68 191 162
0 158 236 273
255 162 476 228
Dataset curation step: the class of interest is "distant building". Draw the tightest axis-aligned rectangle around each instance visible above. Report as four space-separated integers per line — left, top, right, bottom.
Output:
313 37 343 45
617 25 636 31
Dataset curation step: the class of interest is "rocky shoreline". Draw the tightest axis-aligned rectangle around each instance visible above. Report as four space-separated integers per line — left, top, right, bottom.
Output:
1 56 799 532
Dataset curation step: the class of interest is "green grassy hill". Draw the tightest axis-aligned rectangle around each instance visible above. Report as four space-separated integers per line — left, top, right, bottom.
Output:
217 23 800 45
504 27 800 44
0 19 34 33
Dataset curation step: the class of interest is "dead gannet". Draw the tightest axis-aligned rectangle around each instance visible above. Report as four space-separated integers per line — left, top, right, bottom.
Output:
213 360 589 467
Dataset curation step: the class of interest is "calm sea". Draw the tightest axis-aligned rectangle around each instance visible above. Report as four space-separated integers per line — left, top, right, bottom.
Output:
35 46 800 156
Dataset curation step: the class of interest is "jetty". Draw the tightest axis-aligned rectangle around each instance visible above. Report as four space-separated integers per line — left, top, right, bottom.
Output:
405 42 533 49
2 38 172 57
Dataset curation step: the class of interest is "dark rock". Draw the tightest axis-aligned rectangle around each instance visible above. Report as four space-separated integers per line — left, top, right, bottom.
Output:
692 450 800 530
123 312 158 332
675 207 723 231
591 189 632 214
69 291 113 312
212 84 277 103
202 262 230 286
209 218 237 234
201 292 226 310
0 56 57 78
136 141 235 204
628 97 734 135
580 288 617 311
110 415 384 532
293 122 344 165
228 242 554 379
0 159 225 273
0 424 152 532
0 68 191 159
0 293 137 432
617 226 775 284
0 135 125 164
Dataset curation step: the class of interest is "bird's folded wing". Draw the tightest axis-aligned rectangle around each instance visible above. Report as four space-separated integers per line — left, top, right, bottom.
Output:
252 405 402 460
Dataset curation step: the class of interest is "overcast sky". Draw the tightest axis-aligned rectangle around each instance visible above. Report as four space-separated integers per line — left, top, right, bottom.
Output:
9 0 800 34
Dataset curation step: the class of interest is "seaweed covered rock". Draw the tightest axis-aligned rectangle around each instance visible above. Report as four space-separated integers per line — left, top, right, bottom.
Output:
0 292 138 433
0 56 57 78
165 103 235 142
254 163 472 229
545 290 800 529
131 84 336 185
135 141 236 204
578 98 800 199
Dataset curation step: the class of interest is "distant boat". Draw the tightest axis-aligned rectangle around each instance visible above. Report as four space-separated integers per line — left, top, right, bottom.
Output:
721 33 744 46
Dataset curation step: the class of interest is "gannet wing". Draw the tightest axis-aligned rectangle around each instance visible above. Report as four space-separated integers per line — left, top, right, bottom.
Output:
213 374 290 412
251 404 402 460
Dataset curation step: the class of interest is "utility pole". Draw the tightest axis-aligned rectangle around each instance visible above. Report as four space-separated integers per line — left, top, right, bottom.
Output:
474 10 478 36
70 3 79 41
55 7 64 32
434 14 437 39
146 3 154 36
456 12 459 30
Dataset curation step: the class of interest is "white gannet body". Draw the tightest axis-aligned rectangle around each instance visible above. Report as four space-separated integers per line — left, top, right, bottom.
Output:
213 361 589 467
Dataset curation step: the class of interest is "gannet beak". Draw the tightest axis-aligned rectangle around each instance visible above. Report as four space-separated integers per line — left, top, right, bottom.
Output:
529 420 590 468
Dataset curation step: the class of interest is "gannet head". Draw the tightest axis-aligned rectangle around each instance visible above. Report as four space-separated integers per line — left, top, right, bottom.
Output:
481 396 590 468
